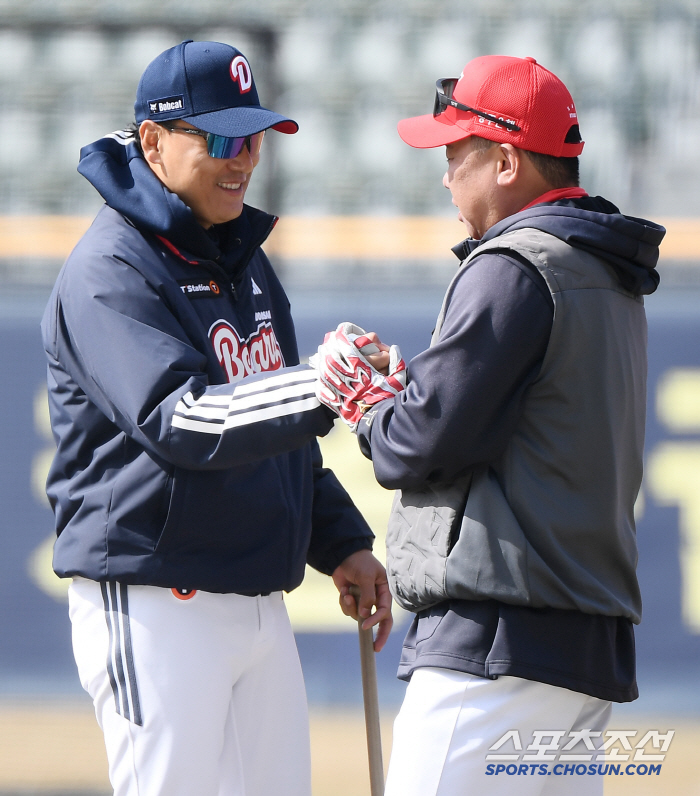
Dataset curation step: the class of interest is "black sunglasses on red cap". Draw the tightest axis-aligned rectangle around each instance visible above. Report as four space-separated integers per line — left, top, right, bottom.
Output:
433 78 521 132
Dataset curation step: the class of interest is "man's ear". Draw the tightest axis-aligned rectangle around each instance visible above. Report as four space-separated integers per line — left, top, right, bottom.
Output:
495 144 520 187
139 121 163 166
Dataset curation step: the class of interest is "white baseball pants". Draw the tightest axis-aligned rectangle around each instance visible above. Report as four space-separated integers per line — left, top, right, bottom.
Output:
385 667 612 796
69 578 311 796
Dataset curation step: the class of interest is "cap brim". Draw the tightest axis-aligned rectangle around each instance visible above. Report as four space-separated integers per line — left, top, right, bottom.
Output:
397 113 472 148
183 106 298 137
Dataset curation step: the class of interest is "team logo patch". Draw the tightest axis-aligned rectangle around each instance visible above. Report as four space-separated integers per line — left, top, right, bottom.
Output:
230 55 253 93
148 95 185 115
209 319 284 383
178 279 222 298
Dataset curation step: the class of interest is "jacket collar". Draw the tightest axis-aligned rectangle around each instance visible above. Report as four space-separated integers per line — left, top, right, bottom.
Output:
156 205 278 282
77 130 277 280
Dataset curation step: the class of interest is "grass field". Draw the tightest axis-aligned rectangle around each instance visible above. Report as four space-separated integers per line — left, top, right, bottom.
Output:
0 701 697 795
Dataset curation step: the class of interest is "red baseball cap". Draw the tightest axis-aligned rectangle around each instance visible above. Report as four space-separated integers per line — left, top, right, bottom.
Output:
398 55 584 157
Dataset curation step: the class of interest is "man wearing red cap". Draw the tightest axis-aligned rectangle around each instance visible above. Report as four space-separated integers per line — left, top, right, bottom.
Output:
314 55 665 795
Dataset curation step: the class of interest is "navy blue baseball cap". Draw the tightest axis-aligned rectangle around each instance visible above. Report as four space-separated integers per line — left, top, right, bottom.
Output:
134 40 298 137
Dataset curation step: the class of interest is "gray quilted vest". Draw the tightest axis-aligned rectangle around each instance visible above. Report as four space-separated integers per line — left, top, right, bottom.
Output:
386 228 645 622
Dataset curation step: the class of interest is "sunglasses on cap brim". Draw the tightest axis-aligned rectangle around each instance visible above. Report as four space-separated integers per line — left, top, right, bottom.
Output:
159 124 265 159
433 78 521 132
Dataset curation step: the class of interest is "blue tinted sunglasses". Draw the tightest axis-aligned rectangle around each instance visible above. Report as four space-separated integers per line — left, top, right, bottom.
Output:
160 123 265 159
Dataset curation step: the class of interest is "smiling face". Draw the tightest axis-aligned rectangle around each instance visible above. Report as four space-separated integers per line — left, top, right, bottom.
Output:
140 121 260 228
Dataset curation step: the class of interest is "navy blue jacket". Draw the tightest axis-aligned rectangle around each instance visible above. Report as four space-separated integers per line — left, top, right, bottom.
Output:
42 130 373 593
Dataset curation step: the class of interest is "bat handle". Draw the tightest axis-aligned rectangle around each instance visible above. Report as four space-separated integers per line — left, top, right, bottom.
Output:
349 585 385 796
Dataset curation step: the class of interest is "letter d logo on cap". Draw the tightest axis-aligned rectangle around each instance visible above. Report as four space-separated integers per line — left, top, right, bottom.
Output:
230 55 252 93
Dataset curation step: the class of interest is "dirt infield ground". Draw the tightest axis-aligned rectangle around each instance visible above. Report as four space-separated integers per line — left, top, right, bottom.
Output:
0 702 696 795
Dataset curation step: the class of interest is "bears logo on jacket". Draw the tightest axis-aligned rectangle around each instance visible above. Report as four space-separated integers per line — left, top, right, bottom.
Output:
209 319 284 383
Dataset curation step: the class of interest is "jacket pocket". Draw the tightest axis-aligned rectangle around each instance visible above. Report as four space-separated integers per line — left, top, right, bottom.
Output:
154 469 187 552
414 605 446 643
151 460 294 558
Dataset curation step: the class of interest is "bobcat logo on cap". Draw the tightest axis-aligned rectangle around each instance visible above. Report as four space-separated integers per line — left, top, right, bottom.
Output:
230 55 253 94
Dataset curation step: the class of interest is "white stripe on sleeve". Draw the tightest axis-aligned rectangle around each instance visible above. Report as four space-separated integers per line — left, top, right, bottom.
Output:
171 370 321 436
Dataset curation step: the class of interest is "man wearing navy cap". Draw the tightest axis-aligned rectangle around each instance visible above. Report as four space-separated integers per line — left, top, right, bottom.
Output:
41 40 391 796
313 55 665 795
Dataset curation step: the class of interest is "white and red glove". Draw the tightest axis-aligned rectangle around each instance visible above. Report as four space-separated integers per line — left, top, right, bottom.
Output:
310 323 407 431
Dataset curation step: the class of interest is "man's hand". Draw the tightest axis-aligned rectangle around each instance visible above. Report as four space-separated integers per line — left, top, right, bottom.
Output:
332 549 393 652
310 323 407 431
360 331 391 375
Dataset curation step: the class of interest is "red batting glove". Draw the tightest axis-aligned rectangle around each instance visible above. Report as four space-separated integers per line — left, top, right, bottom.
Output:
310 323 407 431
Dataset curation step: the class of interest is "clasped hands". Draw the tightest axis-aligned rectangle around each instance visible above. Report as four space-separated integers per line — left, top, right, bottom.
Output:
309 322 407 431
